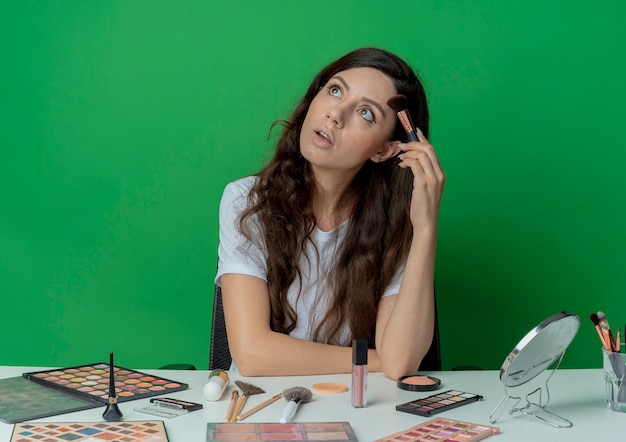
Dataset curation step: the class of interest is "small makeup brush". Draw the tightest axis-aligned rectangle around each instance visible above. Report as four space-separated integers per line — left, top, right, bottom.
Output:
590 313 611 351
236 393 283 421
279 386 312 424
102 352 123 422
387 94 419 142
597 311 617 352
223 390 239 423
229 380 265 423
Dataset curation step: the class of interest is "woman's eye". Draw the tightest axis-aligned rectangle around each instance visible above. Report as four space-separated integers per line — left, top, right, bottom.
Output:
329 85 341 97
359 108 375 122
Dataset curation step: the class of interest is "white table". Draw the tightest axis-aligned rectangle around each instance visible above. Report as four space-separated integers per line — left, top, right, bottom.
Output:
0 366 623 441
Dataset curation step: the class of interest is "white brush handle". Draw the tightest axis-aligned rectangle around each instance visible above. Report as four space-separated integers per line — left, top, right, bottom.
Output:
279 400 299 424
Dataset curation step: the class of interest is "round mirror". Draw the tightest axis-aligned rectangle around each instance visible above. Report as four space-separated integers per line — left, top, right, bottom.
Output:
499 311 580 387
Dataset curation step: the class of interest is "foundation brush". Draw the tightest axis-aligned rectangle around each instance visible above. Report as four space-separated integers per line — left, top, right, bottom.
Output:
230 380 265 423
387 94 420 142
279 386 313 423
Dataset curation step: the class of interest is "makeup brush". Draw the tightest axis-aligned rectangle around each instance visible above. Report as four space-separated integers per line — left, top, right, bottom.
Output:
229 380 265 423
279 386 312 424
102 352 123 422
236 393 283 421
590 313 611 351
387 94 419 142
223 390 239 423
597 311 617 352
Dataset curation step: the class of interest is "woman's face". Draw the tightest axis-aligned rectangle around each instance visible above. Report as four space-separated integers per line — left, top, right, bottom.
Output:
299 67 399 178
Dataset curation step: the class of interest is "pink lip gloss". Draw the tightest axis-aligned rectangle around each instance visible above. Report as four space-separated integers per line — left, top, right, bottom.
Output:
352 339 368 408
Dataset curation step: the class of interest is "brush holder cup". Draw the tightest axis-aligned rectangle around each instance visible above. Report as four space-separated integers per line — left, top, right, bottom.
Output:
603 346 626 412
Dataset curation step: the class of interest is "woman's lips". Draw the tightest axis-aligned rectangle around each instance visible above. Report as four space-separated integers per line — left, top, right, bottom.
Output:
313 130 333 147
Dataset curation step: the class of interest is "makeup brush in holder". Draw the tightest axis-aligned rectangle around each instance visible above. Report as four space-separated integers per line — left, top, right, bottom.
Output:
102 352 123 422
279 386 312 423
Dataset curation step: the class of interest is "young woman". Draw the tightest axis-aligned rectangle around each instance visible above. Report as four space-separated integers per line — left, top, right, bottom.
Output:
216 47 445 380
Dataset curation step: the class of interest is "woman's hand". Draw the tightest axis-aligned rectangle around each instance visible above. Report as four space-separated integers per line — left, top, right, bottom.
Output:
397 131 446 230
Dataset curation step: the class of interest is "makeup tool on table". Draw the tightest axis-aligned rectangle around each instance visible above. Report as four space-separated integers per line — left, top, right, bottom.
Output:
229 380 265 422
134 397 203 418
311 382 348 394
351 338 368 408
11 420 169 442
387 94 420 142
206 422 357 442
236 393 283 421
279 386 312 423
374 417 499 442
203 369 230 401
102 352 123 421
223 390 239 422
396 390 483 417
489 311 580 428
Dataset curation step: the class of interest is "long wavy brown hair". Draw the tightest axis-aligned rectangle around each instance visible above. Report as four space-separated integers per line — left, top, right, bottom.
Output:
239 48 430 346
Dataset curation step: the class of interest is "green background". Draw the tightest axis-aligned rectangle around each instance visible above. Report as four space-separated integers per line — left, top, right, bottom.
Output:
1 1 624 371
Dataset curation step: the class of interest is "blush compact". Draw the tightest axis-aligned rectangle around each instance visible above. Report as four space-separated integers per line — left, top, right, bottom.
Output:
397 375 441 392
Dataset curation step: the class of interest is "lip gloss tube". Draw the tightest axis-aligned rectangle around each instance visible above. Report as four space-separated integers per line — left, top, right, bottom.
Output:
352 339 368 408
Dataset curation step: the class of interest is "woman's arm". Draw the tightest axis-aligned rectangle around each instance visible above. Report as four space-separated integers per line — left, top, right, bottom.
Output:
375 131 445 380
221 273 382 376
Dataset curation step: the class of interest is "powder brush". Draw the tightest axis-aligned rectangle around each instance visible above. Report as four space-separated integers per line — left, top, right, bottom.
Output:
387 94 419 142
597 311 617 352
230 380 265 423
590 313 611 351
279 386 313 423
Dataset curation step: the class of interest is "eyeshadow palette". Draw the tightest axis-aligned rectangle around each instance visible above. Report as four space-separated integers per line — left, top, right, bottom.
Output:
206 422 358 442
396 390 483 417
11 420 169 442
374 418 499 442
23 363 188 404
0 376 99 424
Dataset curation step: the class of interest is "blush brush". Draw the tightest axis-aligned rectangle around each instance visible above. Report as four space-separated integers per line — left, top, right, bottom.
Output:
279 386 313 423
387 94 419 142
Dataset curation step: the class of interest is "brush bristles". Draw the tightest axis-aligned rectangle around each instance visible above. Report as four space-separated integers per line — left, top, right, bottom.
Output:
387 94 408 113
235 380 265 396
283 386 312 404
597 311 610 331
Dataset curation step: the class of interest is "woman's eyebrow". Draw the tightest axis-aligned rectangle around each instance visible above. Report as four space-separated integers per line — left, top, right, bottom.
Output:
331 75 386 118
363 97 386 118
332 75 350 91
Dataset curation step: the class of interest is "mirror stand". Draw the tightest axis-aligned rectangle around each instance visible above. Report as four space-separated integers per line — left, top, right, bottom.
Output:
490 350 573 428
